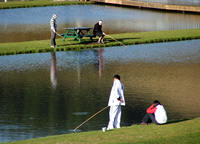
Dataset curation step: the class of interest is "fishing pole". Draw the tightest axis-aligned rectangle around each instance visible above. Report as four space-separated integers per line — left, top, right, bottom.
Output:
73 106 109 133
55 32 63 38
105 33 127 47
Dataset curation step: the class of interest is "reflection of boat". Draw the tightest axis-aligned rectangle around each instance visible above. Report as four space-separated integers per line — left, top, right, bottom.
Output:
50 52 57 89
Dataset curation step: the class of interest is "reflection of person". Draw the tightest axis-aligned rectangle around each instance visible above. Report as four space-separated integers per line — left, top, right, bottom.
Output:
93 49 104 78
93 20 105 44
50 52 57 89
50 14 57 48
107 75 125 130
141 100 167 125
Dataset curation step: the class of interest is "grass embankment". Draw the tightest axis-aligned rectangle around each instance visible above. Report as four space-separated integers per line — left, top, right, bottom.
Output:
1 29 200 56
3 118 200 144
0 0 93 9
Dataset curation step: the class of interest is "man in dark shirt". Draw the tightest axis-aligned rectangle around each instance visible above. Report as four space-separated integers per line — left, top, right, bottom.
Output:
93 20 105 44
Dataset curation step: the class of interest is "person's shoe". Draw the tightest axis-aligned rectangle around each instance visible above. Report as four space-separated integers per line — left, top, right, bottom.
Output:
101 41 104 44
51 45 55 48
141 122 147 125
106 127 113 131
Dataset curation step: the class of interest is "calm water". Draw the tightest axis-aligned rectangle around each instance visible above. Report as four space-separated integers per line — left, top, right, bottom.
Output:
0 4 200 42
0 40 200 142
133 0 200 6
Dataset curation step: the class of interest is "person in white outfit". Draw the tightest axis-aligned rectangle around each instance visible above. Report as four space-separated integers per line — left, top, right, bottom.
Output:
107 75 125 130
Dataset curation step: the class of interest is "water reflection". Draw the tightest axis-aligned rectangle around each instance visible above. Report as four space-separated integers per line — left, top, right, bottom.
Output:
50 52 57 89
1 5 200 42
0 40 200 142
133 0 200 6
93 49 104 78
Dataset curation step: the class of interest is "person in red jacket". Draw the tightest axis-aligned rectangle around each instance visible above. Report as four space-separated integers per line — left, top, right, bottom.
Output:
141 100 167 125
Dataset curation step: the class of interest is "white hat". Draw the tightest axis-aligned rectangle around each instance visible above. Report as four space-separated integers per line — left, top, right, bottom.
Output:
52 14 57 19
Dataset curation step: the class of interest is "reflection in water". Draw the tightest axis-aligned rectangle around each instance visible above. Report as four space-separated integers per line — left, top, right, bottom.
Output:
1 5 200 42
50 52 57 89
93 49 104 78
0 40 200 142
133 0 200 6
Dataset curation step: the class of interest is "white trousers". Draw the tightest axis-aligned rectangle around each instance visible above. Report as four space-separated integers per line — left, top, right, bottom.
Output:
107 105 121 130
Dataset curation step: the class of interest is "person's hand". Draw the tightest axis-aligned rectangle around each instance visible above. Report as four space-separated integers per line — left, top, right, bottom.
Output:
103 32 106 35
117 97 123 103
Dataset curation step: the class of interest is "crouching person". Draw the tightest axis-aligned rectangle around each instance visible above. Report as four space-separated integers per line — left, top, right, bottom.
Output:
141 100 167 125
93 20 105 44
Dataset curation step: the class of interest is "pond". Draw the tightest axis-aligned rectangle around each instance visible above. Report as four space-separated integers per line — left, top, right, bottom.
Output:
133 0 200 6
0 4 200 42
0 39 200 142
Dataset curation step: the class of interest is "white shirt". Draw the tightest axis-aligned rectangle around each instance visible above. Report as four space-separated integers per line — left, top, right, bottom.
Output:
108 79 125 106
155 105 168 124
50 18 57 32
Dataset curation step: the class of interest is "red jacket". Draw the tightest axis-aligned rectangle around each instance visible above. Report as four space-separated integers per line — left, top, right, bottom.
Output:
146 104 157 114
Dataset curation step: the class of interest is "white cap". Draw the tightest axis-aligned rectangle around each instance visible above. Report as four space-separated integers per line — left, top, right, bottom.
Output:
98 20 103 25
52 14 57 19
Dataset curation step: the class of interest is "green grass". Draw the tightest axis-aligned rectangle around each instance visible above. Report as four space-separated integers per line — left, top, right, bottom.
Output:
1 29 200 56
0 0 93 9
2 118 200 144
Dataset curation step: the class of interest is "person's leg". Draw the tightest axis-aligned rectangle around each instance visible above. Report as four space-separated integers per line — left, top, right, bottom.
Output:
107 106 118 130
148 113 157 124
100 35 105 43
141 113 156 124
114 105 121 128
51 30 56 47
142 113 149 123
98 37 101 44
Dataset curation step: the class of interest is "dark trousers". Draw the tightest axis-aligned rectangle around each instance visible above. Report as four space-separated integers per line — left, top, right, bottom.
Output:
51 30 56 47
142 113 157 124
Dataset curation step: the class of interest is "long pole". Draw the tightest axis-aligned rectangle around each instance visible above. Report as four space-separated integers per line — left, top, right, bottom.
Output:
105 33 127 47
73 106 109 133
55 32 62 38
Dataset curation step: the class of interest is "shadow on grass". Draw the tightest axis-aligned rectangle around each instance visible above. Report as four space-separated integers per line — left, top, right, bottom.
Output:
57 37 140 47
166 118 191 125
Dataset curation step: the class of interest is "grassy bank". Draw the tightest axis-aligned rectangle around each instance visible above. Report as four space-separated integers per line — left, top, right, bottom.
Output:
3 118 200 144
1 29 200 56
0 0 93 9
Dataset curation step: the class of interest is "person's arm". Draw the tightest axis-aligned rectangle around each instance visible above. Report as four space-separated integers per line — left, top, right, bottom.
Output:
50 19 56 33
146 104 157 114
117 82 124 103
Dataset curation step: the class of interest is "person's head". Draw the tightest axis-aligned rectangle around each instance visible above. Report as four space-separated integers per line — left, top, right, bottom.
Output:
52 14 57 20
153 100 160 105
98 20 103 25
113 74 120 80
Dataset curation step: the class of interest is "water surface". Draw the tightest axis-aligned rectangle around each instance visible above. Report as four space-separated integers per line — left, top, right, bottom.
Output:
0 40 200 142
0 4 200 42
133 0 200 6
